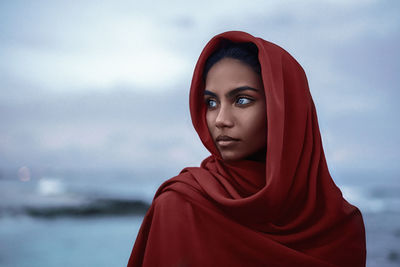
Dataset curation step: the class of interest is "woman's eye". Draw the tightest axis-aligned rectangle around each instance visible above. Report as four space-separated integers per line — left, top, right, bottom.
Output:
206 99 217 108
236 97 252 105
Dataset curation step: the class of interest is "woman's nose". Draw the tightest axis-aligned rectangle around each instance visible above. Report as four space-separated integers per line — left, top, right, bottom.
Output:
215 105 234 128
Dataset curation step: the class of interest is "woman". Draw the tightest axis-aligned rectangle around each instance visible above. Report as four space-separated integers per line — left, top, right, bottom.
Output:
128 31 366 267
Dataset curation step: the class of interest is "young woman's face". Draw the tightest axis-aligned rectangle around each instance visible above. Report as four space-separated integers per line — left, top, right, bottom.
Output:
204 58 267 162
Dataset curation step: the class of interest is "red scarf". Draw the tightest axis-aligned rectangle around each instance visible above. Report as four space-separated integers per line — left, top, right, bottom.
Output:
128 31 366 267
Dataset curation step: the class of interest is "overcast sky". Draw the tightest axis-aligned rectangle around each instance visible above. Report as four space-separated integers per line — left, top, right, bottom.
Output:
0 0 399 180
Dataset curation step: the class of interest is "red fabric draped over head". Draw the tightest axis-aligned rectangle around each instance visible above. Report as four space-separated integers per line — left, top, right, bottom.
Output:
128 31 366 267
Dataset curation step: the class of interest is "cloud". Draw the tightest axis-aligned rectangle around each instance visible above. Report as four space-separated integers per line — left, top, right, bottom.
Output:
0 83 209 171
0 9 192 91
0 0 399 176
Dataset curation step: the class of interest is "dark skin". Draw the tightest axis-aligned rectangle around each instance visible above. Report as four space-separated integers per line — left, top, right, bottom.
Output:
204 58 267 162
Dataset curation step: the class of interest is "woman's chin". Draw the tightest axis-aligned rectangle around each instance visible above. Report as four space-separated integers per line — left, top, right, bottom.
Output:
219 151 243 162
219 147 266 162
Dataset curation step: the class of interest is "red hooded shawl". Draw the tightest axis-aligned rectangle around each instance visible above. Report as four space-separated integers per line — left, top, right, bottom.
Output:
128 31 366 267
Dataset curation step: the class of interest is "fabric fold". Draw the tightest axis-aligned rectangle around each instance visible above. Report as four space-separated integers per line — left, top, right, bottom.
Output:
128 31 366 267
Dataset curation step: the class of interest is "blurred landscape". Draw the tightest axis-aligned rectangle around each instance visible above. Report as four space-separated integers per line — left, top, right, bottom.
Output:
0 169 400 266
1 1 399 266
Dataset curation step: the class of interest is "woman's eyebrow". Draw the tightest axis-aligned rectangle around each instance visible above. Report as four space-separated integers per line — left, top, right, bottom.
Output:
227 86 259 98
204 90 217 97
204 86 260 98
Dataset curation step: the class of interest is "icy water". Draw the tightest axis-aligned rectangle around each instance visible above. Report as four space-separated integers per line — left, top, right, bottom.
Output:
0 170 399 266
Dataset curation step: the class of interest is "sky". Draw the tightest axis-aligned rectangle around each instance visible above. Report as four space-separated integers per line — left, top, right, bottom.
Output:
0 0 399 179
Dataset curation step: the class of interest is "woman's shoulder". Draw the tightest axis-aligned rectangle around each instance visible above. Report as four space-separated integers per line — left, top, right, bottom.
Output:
151 168 216 213
153 169 201 198
153 189 188 209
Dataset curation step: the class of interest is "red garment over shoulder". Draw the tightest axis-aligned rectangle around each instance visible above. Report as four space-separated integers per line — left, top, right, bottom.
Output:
128 31 366 267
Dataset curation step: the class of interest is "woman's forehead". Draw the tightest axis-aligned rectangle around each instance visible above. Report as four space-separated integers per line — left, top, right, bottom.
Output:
204 58 264 95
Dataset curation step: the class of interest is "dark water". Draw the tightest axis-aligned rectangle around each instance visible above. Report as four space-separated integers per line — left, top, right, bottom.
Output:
0 171 399 266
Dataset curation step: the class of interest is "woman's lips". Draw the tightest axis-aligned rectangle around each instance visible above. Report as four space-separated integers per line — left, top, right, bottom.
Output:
216 135 240 147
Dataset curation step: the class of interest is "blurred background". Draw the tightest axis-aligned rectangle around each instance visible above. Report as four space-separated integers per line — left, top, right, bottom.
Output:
0 0 399 266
